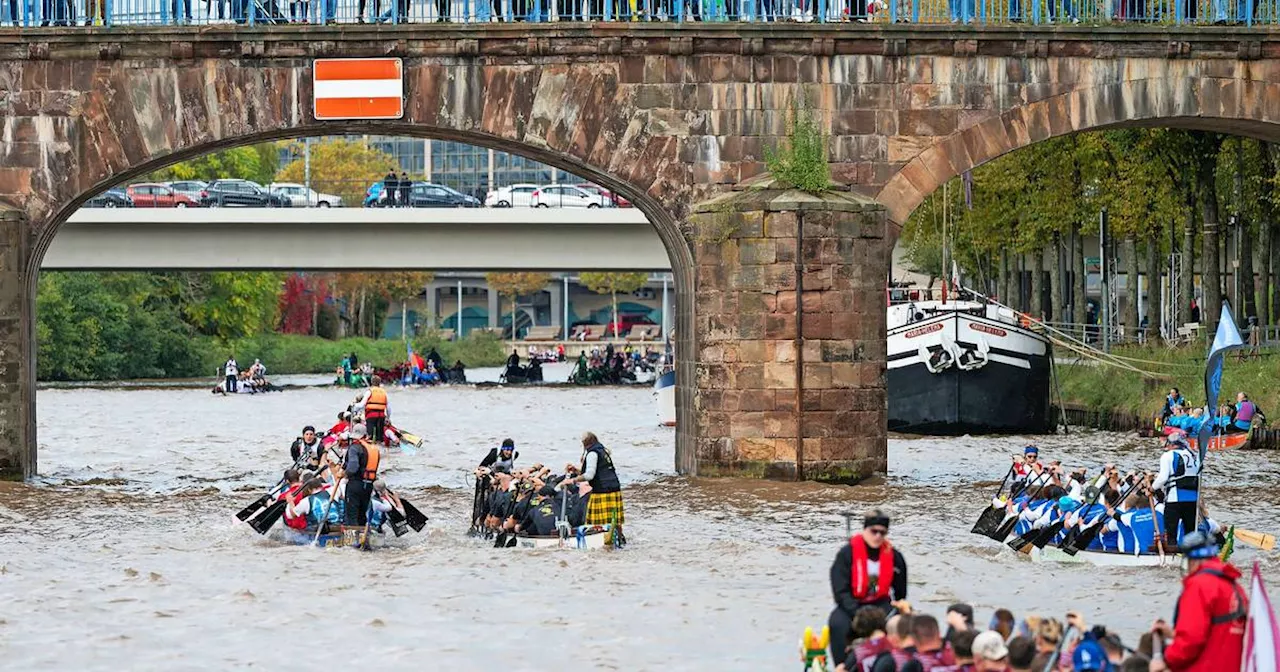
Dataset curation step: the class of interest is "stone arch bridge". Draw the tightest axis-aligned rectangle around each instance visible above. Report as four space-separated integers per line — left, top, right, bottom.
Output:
3 23 1279 479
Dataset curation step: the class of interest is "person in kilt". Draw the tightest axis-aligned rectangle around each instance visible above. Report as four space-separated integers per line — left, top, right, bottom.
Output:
563 431 625 547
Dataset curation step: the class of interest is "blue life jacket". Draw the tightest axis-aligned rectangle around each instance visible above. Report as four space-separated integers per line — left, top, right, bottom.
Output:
1075 504 1109 550
1014 499 1051 536
1117 508 1161 554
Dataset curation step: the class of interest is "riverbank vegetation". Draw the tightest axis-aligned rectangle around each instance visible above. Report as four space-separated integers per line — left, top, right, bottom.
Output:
1055 344 1278 417
36 271 504 381
902 130 1280 338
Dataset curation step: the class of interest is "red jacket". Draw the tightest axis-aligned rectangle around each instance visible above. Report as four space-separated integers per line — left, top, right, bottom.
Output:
1164 559 1248 672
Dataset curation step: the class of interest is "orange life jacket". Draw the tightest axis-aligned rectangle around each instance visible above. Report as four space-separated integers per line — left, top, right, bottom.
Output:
365 387 387 418
849 536 894 603
361 440 380 481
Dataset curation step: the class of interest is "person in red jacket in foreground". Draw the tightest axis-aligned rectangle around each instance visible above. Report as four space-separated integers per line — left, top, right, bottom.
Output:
1149 530 1248 672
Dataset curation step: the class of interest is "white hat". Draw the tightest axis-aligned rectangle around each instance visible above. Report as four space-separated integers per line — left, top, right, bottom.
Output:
972 631 1009 661
350 425 368 439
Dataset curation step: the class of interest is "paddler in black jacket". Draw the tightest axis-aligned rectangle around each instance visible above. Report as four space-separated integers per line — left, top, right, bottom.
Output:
827 509 909 668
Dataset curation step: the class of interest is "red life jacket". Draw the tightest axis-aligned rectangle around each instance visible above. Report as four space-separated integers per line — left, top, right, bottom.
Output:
282 484 309 530
849 536 895 603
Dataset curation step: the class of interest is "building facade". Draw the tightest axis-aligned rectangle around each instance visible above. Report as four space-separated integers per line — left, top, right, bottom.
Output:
382 272 676 340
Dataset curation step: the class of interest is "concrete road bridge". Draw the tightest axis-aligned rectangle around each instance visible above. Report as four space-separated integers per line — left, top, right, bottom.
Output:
4 24 1280 480
44 208 667 270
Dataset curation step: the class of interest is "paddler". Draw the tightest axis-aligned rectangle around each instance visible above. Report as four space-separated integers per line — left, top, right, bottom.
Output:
342 425 380 526
1151 434 1200 547
1149 531 1248 672
354 375 389 446
479 439 518 473
1229 392 1257 434
368 480 402 533
283 477 327 532
290 426 321 467
827 509 908 668
563 431 624 542
1012 446 1054 489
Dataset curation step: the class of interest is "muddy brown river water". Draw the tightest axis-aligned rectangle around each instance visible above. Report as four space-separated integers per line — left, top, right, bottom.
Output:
3 365 1278 669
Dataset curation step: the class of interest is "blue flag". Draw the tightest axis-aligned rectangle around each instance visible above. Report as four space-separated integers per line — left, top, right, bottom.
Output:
1197 302 1244 460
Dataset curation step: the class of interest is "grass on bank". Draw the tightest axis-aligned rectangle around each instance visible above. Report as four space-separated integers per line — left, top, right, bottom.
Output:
1055 344 1280 416
205 332 508 378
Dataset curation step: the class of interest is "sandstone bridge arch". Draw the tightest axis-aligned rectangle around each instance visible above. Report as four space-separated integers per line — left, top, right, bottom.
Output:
5 24 1280 480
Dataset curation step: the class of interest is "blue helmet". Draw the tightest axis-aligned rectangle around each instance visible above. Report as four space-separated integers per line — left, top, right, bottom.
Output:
1180 530 1221 559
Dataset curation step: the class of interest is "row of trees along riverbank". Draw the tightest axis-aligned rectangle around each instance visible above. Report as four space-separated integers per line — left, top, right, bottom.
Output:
902 130 1280 338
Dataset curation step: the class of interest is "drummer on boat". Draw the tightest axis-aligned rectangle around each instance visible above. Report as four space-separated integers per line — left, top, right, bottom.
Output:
827 509 908 667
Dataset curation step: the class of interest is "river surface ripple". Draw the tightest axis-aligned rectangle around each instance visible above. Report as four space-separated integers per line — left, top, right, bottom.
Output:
3 372 1278 670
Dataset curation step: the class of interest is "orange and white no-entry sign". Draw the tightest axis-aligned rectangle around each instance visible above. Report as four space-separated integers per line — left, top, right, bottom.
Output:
313 58 404 121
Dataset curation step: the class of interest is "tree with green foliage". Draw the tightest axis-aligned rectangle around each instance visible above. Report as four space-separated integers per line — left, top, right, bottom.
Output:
146 145 279 186
579 272 649 337
275 139 398 207
169 272 284 340
36 272 206 380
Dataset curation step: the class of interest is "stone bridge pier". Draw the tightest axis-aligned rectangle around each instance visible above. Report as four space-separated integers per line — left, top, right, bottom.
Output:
5 24 1280 480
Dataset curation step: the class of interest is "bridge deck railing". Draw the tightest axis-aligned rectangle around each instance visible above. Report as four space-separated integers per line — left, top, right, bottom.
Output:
1 0 1273 28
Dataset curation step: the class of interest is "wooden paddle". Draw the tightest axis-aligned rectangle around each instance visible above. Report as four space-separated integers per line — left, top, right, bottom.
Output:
1234 527 1277 550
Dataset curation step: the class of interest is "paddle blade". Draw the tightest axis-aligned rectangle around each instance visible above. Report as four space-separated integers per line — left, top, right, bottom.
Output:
1031 521 1065 549
1007 532 1034 554
401 498 429 532
991 515 1019 542
1064 524 1103 556
971 506 1007 539
236 493 270 521
248 500 286 535
1235 528 1277 551
387 507 410 538
399 432 424 448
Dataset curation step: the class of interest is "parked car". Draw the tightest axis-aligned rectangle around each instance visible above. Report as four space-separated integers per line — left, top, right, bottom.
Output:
268 182 343 207
200 179 290 207
166 180 207 203
530 184 613 208
406 182 480 208
605 313 657 337
485 183 538 208
126 182 198 208
576 183 632 208
84 188 133 208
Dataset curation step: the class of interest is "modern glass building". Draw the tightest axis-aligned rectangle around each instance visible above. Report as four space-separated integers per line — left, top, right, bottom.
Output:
284 136 580 198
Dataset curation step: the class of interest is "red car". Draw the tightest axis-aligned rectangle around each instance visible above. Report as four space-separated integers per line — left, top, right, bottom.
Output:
126 182 199 208
605 313 656 337
576 184 632 208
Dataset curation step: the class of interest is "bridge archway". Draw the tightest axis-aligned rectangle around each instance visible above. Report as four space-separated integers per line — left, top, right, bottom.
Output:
876 75 1280 229
23 120 698 478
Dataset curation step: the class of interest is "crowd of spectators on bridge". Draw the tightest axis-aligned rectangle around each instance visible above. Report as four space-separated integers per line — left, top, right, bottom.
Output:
5 0 1269 27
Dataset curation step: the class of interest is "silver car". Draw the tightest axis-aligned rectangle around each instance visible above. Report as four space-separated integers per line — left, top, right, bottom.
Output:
268 182 343 208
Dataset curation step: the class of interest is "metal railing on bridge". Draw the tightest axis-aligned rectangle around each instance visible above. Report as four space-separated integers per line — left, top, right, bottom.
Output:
2 0 1276 28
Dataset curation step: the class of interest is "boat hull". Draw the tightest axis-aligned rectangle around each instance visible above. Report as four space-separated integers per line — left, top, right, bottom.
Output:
655 369 676 427
516 525 612 549
888 310 1051 435
1188 431 1252 452
1031 546 1175 567
274 526 382 550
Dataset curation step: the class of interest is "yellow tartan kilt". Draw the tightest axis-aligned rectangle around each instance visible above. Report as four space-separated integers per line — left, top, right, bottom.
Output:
585 490 625 527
